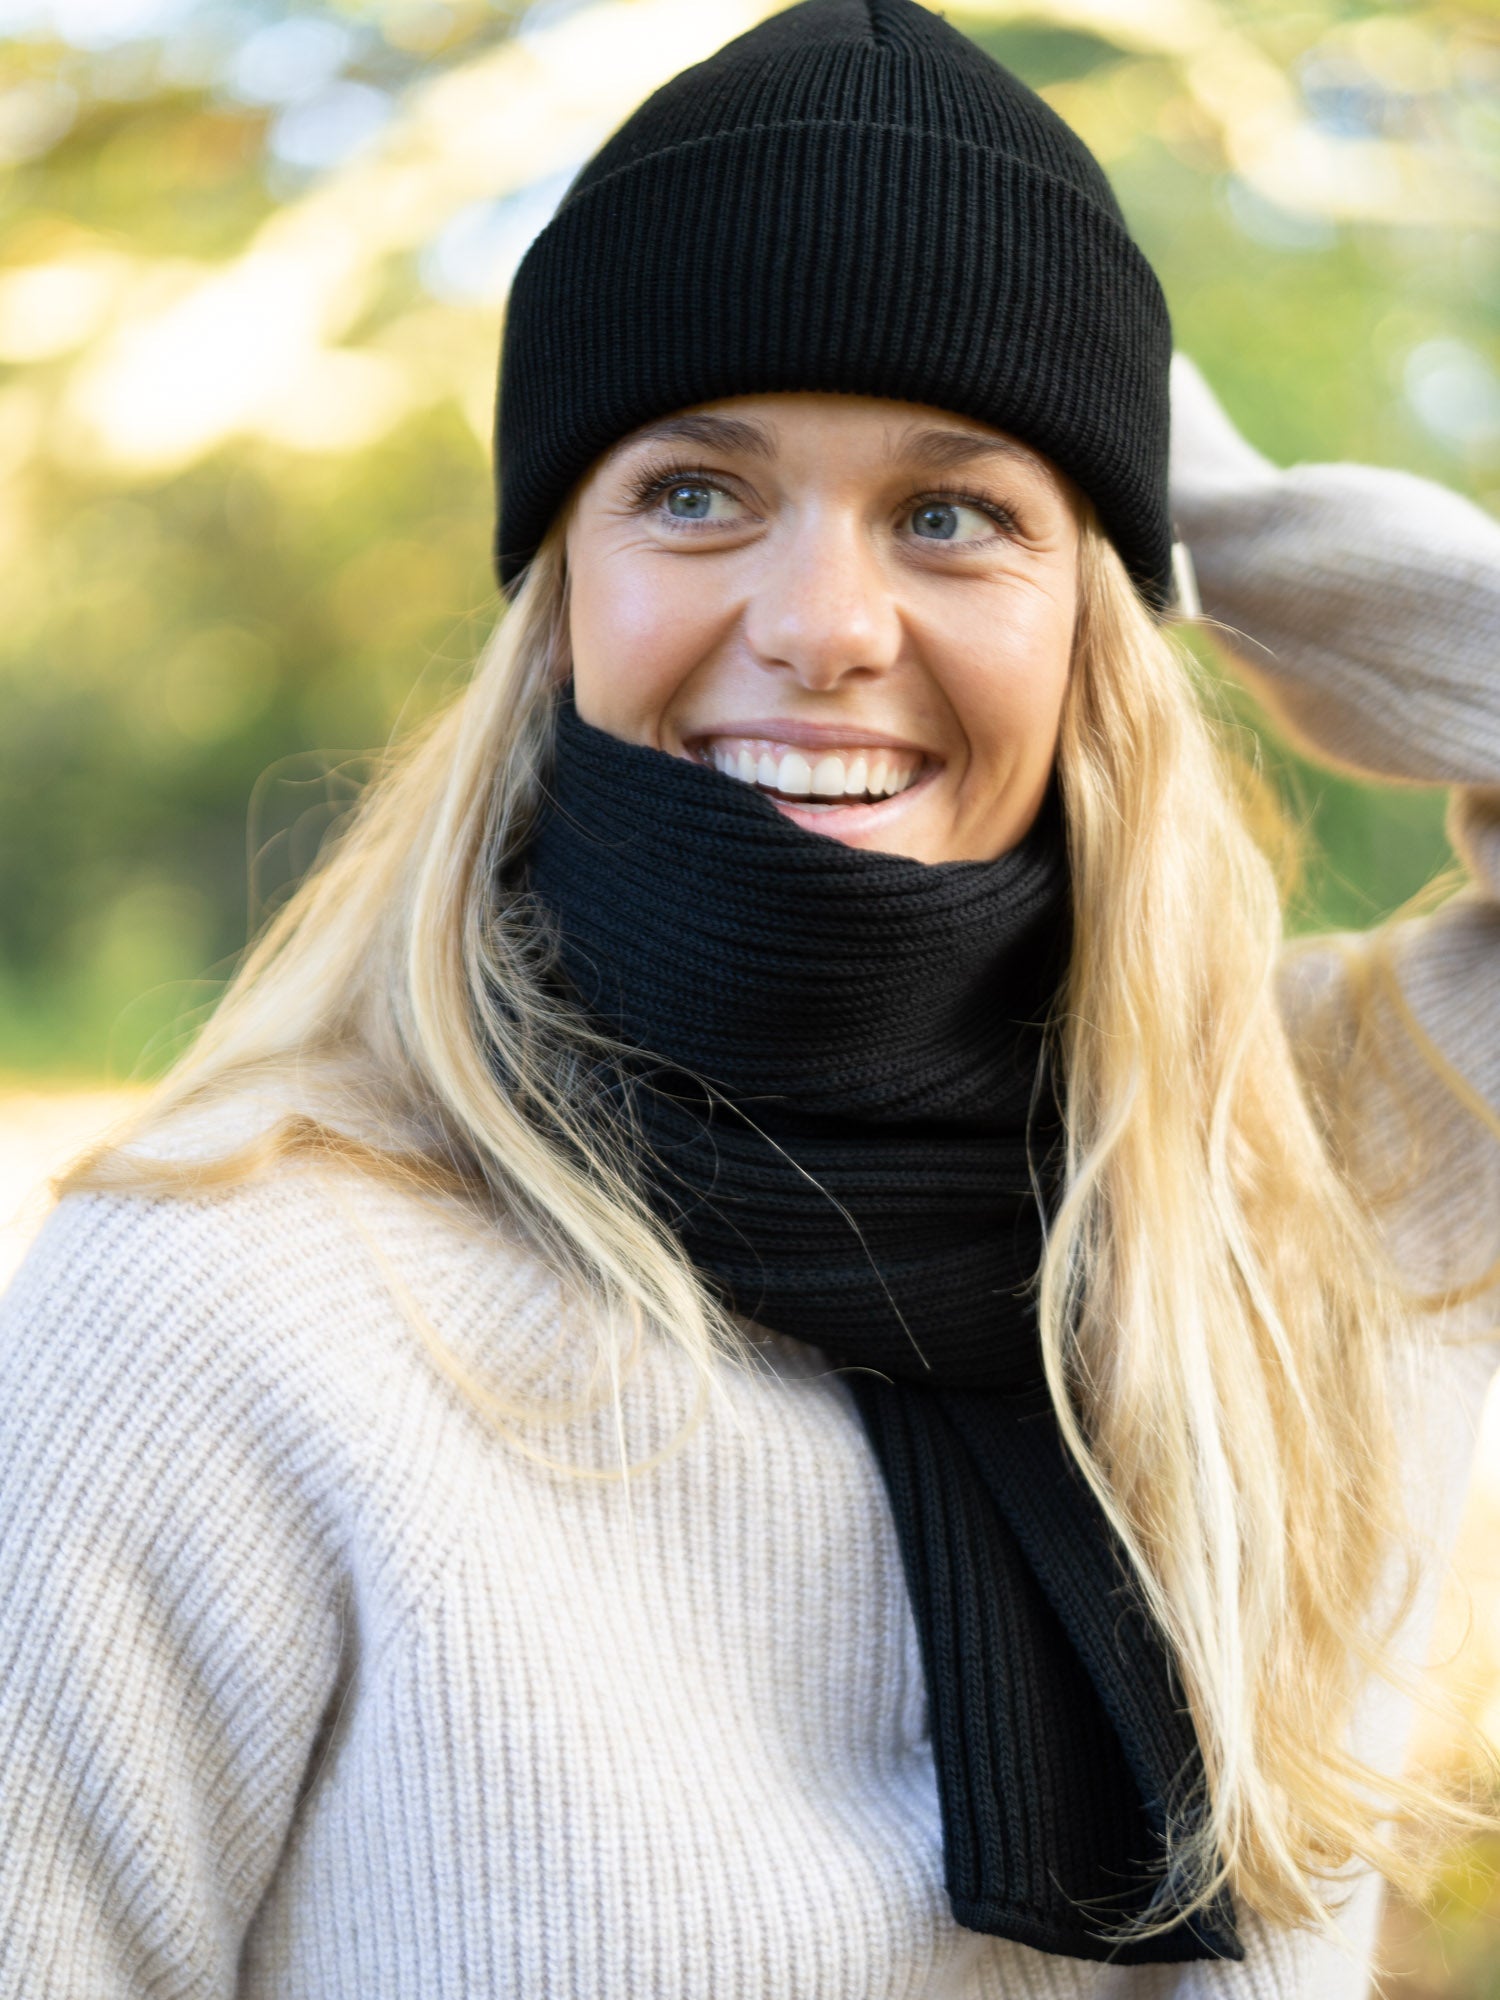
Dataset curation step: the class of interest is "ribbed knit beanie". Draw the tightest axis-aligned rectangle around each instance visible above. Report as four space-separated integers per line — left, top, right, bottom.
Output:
493 0 1174 605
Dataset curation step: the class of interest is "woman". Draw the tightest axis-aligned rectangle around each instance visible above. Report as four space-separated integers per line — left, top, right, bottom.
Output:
1 2 1496 1994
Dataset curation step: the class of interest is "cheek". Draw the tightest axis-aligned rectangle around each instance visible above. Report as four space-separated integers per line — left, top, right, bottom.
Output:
937 590 1074 772
567 544 731 745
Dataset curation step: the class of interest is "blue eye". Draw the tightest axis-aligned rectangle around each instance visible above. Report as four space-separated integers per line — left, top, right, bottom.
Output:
655 480 749 526
627 459 755 530
666 484 714 519
914 502 958 539
909 499 995 542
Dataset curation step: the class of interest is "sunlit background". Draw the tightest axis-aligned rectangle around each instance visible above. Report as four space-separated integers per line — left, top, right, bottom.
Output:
1 0 1497 1986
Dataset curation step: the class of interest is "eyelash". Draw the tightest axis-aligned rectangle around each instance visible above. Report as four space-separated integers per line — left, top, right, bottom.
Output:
911 484 1020 537
624 459 1020 538
624 459 720 511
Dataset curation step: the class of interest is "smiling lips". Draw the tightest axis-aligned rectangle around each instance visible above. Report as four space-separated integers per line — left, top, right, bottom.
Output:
695 736 926 806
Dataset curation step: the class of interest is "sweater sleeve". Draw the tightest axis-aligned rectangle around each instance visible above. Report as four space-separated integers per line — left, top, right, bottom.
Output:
1170 355 1500 1305
1169 352 1500 788
0 1190 350 2000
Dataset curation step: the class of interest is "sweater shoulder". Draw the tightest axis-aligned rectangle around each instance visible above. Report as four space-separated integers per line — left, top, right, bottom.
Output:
3 1170 402 1433
5 1148 566 1396
0 1159 577 1582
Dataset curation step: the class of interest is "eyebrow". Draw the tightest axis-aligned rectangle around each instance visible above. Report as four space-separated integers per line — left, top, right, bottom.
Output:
608 414 776 462
887 423 1041 476
606 412 1041 475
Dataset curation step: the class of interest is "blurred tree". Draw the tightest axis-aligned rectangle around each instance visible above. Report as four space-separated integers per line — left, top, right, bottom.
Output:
0 0 1495 1077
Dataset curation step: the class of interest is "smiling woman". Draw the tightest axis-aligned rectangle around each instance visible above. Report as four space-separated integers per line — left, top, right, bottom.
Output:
2 3 1499 1998
566 396 1079 860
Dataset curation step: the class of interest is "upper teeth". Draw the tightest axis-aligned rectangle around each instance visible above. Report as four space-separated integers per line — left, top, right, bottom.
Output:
700 738 921 800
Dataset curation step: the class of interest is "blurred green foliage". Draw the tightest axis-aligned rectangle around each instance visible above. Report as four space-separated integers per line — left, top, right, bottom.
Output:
0 0 1496 1080
1380 1833 1500 1999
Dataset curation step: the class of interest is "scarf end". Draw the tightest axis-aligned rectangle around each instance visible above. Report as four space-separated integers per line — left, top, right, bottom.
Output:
948 1893 1244 1966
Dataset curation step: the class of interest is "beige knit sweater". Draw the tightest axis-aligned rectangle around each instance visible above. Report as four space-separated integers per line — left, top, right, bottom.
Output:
1 361 1497 2000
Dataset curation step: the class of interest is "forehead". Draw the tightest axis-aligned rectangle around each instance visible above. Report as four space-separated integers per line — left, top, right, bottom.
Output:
602 393 1054 482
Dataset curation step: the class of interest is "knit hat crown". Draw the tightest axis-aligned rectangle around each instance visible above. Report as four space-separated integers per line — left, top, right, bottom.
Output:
494 0 1173 602
583 0 1125 220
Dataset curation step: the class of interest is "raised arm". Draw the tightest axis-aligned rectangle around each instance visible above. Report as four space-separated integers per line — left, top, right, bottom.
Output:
1169 351 1500 789
1169 355 1499 1310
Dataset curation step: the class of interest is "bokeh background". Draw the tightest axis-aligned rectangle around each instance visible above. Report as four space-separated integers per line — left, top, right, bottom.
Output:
1 0 1497 1986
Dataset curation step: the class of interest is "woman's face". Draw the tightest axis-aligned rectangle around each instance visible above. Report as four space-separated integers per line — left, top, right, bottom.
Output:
564 392 1081 864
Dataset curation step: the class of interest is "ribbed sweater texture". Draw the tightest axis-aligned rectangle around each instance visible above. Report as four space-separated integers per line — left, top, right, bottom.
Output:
2 358 1498 1998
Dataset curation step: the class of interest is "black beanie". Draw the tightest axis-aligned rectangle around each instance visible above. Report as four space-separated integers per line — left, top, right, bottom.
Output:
493 0 1174 605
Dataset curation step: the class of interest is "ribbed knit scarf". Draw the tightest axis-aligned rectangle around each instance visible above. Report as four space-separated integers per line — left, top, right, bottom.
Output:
520 695 1239 1965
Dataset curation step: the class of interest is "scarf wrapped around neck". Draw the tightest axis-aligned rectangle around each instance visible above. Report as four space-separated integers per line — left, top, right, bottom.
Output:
519 693 1239 1965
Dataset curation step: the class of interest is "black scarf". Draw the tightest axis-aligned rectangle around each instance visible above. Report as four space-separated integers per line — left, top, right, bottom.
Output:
520 695 1239 1965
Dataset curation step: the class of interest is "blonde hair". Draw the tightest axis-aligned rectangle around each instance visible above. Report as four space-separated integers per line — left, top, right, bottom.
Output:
71 509 1489 1941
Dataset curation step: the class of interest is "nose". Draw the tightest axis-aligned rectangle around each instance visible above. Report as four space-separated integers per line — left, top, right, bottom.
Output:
742 506 902 689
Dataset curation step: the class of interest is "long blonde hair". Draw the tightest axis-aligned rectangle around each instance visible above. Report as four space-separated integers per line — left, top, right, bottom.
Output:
72 508 1487 1940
